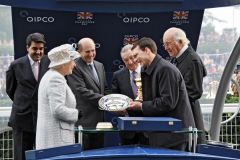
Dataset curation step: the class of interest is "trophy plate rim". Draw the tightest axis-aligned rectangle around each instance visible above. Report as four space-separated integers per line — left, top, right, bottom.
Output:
98 94 131 111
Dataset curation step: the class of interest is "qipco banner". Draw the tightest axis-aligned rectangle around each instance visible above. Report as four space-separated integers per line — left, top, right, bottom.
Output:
11 7 203 79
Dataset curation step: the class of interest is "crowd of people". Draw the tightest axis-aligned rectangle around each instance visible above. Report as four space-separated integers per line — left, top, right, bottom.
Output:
197 28 239 99
198 28 238 45
6 27 207 160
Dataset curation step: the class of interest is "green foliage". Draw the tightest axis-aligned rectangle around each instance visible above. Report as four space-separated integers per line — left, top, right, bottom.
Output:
0 131 13 159
225 94 239 103
221 94 240 148
220 113 240 149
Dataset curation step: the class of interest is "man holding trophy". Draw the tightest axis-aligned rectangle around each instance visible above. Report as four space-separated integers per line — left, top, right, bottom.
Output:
128 37 195 151
112 44 148 145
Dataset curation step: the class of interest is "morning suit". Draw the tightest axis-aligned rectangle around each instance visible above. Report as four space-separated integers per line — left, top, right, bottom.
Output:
36 69 78 149
112 67 148 145
141 54 195 149
6 55 50 160
175 45 207 143
67 57 109 149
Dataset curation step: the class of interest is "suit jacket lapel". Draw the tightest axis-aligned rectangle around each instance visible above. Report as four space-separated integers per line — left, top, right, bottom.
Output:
80 59 100 88
123 68 135 98
176 46 190 66
23 55 37 83
38 55 49 81
93 61 102 88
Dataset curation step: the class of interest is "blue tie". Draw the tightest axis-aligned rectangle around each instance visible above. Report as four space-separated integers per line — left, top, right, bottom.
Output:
131 71 138 98
89 64 99 84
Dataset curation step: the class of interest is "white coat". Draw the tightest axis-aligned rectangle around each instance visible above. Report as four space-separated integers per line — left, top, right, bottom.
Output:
36 69 78 149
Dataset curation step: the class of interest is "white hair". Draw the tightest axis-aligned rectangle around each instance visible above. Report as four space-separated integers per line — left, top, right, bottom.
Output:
172 28 190 45
120 44 133 57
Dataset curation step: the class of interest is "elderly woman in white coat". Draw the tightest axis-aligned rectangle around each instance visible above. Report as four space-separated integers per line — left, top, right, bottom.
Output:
36 44 80 149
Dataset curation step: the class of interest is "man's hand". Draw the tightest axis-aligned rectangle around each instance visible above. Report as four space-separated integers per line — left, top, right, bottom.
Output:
128 101 142 110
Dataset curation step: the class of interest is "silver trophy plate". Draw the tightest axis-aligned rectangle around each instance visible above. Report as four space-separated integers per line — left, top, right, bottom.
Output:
98 94 131 111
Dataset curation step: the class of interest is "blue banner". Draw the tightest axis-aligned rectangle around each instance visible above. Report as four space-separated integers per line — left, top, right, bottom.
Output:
1 0 240 13
12 7 203 78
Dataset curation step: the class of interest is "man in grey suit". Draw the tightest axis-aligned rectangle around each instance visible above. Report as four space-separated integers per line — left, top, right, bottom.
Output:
68 38 109 150
112 44 148 145
163 27 207 144
129 37 195 151
6 32 50 160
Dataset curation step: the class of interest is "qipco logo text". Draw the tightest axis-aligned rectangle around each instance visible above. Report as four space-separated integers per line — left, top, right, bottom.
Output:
123 17 150 23
26 16 55 23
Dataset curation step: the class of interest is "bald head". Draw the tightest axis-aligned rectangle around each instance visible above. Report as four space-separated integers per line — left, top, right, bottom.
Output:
163 27 189 57
163 27 189 46
77 37 96 63
78 38 95 52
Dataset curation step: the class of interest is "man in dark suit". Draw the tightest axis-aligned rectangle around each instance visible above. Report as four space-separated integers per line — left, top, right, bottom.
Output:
129 37 195 151
112 44 148 145
67 38 109 150
163 27 207 144
6 32 50 160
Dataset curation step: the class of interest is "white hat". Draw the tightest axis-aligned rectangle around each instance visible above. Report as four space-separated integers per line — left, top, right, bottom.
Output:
48 44 80 68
